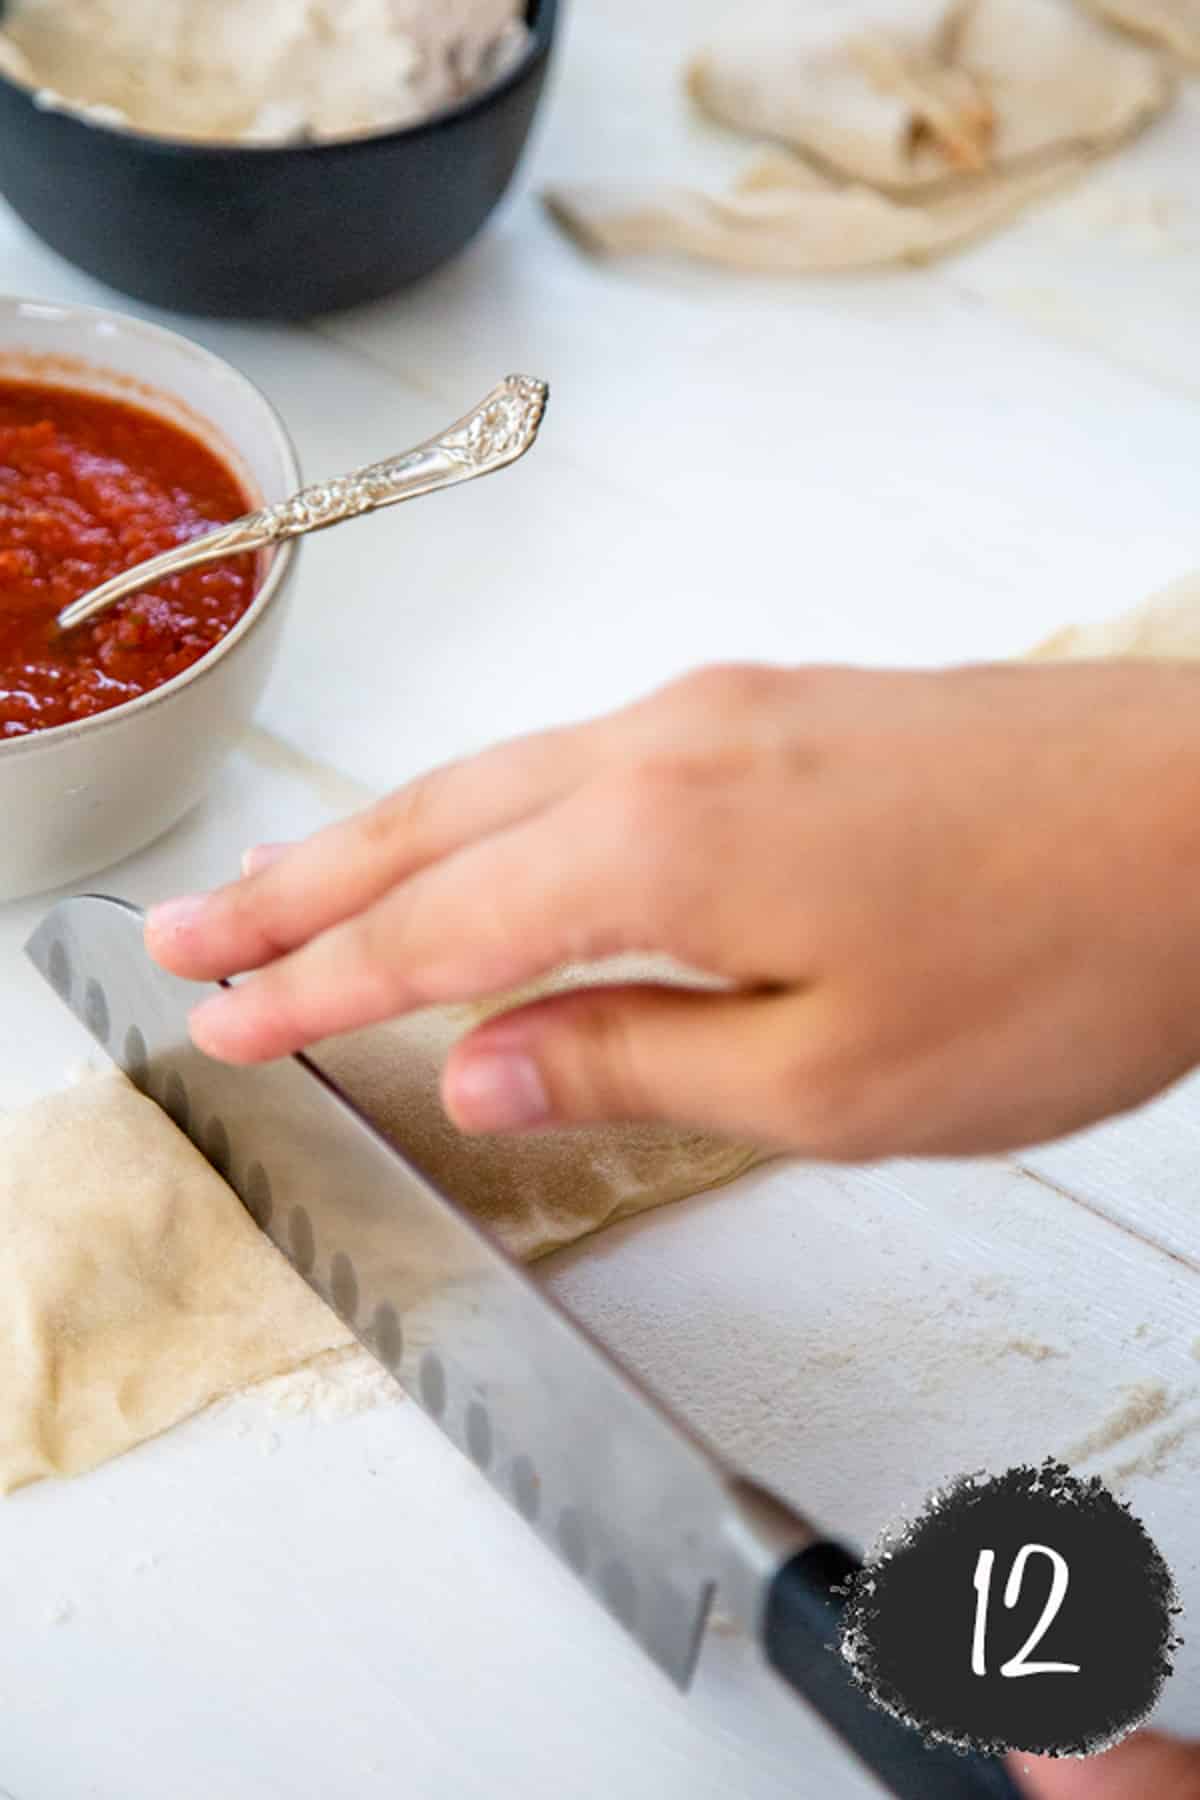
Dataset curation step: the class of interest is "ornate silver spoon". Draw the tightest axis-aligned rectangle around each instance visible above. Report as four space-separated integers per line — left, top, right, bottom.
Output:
55 373 548 633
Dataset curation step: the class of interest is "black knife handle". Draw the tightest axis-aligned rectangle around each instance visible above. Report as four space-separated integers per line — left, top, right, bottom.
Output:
764 1542 1024 1799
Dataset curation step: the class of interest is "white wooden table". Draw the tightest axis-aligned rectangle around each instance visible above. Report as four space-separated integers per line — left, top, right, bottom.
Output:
1 3 1199 1794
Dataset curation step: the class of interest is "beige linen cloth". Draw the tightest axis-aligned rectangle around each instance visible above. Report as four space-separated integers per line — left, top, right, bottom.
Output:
544 0 1171 272
4 571 1200 1492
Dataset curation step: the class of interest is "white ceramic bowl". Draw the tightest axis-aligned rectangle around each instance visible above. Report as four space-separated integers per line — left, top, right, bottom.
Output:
0 296 299 902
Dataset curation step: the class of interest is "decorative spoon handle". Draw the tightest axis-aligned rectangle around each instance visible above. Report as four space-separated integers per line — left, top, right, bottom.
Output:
56 374 549 633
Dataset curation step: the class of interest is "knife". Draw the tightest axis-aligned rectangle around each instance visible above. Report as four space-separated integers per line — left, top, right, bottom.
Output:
27 894 1022 1800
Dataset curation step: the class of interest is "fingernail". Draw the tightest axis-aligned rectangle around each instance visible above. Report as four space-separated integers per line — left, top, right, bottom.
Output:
188 994 235 1057
449 1051 551 1133
145 893 209 941
241 841 291 878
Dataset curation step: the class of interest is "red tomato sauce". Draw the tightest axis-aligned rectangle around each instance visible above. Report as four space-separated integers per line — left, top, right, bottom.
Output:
0 381 257 739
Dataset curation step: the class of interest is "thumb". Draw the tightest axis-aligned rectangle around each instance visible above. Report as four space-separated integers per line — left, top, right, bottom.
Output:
1010 1731 1200 1799
441 983 802 1142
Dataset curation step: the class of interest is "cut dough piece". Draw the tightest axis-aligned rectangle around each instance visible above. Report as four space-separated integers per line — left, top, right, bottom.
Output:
0 1074 349 1495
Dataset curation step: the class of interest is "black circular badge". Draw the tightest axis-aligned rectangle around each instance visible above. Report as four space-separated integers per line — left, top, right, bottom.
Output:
841 1461 1180 1758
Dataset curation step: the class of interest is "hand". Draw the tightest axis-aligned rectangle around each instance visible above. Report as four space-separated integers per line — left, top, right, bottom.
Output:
1013 1730 1200 1797
145 660 1200 1154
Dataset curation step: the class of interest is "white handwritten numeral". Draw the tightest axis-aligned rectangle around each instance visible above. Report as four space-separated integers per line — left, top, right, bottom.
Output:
971 1545 1082 1678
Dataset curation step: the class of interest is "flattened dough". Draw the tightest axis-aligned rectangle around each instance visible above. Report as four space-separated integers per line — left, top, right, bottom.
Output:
312 997 762 1266
0 1075 349 1493
1 968 760 1492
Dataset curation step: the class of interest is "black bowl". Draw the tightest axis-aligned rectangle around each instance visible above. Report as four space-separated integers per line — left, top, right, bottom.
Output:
0 0 557 319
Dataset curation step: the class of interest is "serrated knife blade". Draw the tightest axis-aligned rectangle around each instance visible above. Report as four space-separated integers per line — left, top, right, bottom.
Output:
26 894 1021 1800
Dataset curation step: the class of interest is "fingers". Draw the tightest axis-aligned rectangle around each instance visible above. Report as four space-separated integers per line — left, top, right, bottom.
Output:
241 842 291 878
146 664 790 989
441 983 818 1147
184 782 679 1062
146 721 597 983
1011 1733 1200 1798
